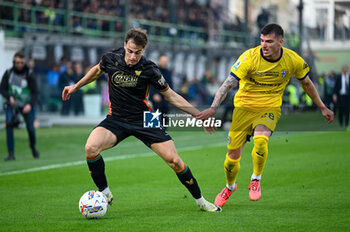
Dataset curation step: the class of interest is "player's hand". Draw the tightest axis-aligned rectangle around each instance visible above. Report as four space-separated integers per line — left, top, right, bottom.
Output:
22 104 32 114
196 107 217 120
62 85 76 101
203 124 216 134
321 107 334 123
9 96 17 106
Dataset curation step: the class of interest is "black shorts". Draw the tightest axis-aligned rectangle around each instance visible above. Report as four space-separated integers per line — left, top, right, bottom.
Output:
97 115 172 147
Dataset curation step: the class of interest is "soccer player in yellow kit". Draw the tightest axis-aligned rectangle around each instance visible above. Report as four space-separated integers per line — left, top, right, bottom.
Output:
197 24 334 205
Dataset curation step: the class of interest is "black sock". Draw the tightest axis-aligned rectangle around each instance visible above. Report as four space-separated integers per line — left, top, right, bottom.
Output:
87 154 108 191
176 165 201 199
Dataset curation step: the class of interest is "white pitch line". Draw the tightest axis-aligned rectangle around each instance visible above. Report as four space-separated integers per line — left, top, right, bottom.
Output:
0 142 227 177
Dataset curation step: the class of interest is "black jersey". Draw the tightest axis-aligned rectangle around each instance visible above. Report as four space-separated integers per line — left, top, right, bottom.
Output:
99 47 169 122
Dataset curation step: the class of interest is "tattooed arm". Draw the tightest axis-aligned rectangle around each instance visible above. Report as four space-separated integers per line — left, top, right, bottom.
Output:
196 73 238 120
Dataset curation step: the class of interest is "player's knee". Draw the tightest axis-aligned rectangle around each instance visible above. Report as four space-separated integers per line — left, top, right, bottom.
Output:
253 135 269 153
227 149 242 160
167 156 183 170
85 143 101 159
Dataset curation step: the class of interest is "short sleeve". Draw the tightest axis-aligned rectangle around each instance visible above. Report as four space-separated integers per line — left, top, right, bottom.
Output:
294 56 310 80
99 53 112 73
149 67 169 92
230 50 252 81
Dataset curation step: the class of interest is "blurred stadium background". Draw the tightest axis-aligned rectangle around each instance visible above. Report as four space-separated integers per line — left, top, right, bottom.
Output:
1 0 350 126
1 1 350 231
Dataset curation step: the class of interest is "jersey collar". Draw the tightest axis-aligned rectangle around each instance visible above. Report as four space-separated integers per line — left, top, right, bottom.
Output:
260 47 283 63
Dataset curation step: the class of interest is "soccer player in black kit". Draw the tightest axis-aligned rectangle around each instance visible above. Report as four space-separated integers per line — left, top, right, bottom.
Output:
62 28 221 212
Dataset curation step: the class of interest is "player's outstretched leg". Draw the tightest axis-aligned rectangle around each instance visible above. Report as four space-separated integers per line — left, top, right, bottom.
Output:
176 164 222 212
151 141 221 212
85 127 117 205
249 135 269 201
215 154 240 206
215 184 237 207
86 154 114 205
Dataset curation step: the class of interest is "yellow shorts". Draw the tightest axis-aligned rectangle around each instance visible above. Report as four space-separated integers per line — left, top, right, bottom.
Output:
227 107 281 150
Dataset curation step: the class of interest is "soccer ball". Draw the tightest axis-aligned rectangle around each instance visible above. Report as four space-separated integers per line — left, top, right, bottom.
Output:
79 190 108 219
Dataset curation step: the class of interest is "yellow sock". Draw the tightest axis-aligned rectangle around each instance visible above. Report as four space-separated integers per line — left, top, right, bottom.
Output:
252 135 269 176
224 154 241 186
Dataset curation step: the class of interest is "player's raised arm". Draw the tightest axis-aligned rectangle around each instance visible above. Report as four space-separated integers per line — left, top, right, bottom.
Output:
299 75 334 123
161 87 217 134
197 73 238 120
161 87 200 117
62 64 104 101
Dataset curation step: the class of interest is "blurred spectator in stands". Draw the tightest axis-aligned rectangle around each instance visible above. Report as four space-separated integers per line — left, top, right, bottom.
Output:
87 18 98 30
179 74 190 100
333 65 350 127
1 0 231 41
60 57 68 74
47 63 60 111
324 71 336 111
27 58 35 75
54 1 65 26
256 8 270 45
59 61 74 115
299 86 314 110
27 58 39 128
188 76 207 105
206 74 220 104
43 1 56 25
257 8 270 31
18 0 32 31
285 84 300 110
115 21 123 32
149 54 173 121
71 62 85 115
47 63 60 88
201 70 218 104
0 2 13 29
287 32 300 53
72 16 83 34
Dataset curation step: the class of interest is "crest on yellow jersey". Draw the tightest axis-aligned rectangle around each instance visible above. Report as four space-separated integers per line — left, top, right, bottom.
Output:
281 70 288 78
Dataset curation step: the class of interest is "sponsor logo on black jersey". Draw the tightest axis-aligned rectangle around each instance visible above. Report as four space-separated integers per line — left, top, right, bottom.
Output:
111 71 138 87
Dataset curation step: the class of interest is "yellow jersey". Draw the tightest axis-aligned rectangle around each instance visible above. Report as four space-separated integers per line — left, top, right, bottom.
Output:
230 46 309 108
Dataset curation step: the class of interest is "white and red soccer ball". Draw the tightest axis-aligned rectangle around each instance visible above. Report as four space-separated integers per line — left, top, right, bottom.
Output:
79 190 108 219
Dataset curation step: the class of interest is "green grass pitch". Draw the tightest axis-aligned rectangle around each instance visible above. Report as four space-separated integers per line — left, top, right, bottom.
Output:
0 125 349 231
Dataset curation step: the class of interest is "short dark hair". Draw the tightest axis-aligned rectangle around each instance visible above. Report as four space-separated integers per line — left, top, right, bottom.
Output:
261 23 284 38
14 51 25 59
125 28 148 48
